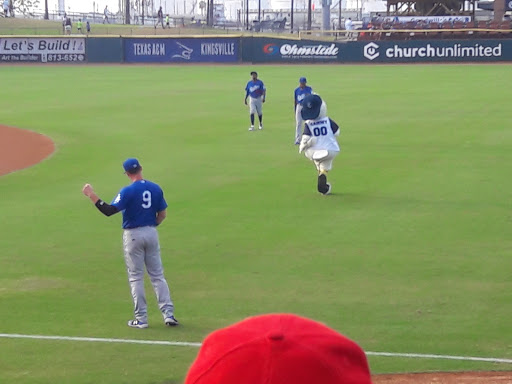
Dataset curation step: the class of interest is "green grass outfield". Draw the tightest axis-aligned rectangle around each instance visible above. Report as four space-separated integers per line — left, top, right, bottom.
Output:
0 64 511 383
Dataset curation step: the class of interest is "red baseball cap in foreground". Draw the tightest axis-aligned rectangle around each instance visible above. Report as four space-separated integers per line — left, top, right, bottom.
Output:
184 313 373 384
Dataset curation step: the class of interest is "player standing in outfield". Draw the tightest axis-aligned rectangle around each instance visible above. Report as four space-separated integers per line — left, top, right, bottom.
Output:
244 71 266 131
298 95 340 195
82 158 179 329
294 77 313 145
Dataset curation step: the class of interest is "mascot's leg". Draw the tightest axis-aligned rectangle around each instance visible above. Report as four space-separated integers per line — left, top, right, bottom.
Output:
317 170 331 195
316 151 338 195
305 149 337 195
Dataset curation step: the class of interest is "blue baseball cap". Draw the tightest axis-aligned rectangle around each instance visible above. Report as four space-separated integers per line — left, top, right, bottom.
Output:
301 94 323 120
299 77 307 83
123 158 141 174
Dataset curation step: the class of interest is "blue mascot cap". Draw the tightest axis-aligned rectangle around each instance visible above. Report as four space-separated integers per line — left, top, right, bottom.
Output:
301 94 323 120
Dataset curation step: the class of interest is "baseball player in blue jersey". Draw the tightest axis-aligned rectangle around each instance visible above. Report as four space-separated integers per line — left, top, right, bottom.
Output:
294 77 313 145
298 95 340 195
244 71 266 131
82 158 178 329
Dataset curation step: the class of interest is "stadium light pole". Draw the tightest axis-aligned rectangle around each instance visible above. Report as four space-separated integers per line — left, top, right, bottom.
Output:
338 0 341 29
290 0 294 32
125 0 130 24
44 0 49 19
246 0 249 29
494 0 505 21
210 0 214 25
307 0 312 30
258 0 261 21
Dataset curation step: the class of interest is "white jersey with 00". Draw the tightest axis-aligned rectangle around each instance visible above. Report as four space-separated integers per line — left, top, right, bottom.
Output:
304 117 340 152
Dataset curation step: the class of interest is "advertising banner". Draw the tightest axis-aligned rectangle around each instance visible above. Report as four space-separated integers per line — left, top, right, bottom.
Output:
249 38 344 62
477 0 512 11
0 37 86 63
378 16 472 23
124 38 240 63
358 40 512 63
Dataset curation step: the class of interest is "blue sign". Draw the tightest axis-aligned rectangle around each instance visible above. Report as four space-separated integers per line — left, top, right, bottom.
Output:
249 38 343 62
358 40 512 63
124 38 240 63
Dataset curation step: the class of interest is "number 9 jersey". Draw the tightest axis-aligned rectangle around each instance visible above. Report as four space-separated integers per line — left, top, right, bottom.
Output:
303 117 340 152
111 180 168 229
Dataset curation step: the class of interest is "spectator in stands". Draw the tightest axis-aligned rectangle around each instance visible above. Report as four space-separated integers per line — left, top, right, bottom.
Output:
65 17 72 35
62 13 66 34
133 6 139 24
345 17 354 38
103 5 110 24
86 20 91 34
77 18 83 34
3 0 9 17
165 14 170 28
155 6 164 29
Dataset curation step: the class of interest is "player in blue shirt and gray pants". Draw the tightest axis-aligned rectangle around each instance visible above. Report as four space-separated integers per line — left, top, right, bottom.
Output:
245 71 266 131
82 158 178 329
294 77 313 145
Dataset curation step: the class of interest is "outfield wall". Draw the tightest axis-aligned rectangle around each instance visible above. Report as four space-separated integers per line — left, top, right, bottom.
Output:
1 36 511 64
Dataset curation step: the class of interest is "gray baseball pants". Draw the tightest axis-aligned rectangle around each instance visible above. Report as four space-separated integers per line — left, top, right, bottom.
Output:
295 104 304 144
122 226 174 323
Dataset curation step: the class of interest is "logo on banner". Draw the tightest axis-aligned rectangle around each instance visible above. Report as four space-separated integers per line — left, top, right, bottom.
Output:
363 42 380 60
263 44 279 55
381 43 502 60
172 42 193 60
280 43 339 58
509 0 512 8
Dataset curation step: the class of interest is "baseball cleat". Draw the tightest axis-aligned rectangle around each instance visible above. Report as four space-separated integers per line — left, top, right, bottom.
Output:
164 316 179 326
127 319 148 329
258 125 263 130
323 183 332 195
249 126 254 131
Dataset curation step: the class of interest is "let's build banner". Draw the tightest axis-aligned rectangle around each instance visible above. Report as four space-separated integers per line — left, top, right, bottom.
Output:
0 37 86 63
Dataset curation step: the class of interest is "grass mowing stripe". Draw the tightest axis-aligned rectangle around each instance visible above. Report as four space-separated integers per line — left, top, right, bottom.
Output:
1 333 512 364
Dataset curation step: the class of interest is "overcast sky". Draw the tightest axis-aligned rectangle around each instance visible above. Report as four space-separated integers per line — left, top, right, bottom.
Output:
44 0 120 13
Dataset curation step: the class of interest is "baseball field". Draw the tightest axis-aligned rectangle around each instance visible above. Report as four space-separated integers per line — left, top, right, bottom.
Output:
0 64 511 384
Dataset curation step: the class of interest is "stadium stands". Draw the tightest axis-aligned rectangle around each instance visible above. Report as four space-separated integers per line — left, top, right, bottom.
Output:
356 18 512 41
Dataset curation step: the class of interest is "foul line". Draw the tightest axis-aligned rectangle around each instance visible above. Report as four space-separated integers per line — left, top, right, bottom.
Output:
0 333 201 347
366 351 512 364
1 333 512 364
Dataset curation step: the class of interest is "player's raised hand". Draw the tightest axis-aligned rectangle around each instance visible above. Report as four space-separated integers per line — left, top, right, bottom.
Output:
82 183 94 197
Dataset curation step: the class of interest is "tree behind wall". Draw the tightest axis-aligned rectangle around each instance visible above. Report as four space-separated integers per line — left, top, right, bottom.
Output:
9 0 41 17
125 0 130 23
